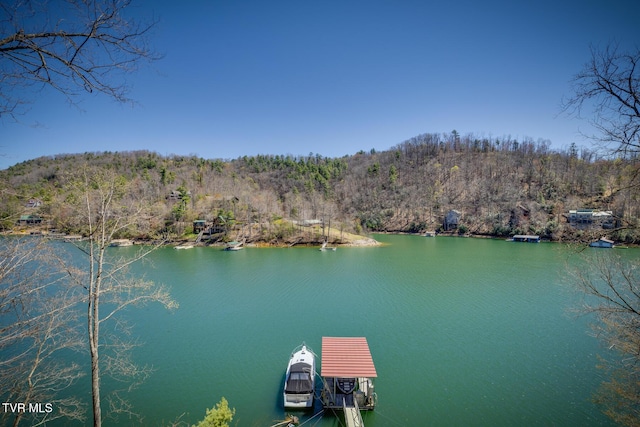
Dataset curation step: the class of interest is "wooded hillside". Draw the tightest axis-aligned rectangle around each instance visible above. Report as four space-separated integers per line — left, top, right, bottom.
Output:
2 131 639 244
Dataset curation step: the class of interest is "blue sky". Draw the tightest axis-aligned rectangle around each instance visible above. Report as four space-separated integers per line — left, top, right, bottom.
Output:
1 0 638 169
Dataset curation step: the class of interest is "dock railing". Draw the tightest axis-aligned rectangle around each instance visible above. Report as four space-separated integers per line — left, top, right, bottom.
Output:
343 398 364 427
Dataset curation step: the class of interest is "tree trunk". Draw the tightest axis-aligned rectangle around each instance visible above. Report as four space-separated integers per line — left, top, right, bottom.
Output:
89 272 101 427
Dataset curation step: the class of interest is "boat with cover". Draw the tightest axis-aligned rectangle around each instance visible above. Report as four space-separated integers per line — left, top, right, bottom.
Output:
283 343 316 409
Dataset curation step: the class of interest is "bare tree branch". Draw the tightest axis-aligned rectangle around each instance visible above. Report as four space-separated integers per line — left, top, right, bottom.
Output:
0 0 160 118
569 251 640 425
56 165 177 427
563 43 640 157
0 238 86 427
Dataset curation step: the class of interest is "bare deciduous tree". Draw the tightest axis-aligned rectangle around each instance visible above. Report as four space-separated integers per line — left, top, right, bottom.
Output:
563 44 640 157
0 238 86 427
570 251 640 426
0 0 159 118
59 165 177 427
564 43 640 426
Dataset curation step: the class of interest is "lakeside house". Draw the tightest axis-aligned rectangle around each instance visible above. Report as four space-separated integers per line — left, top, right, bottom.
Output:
18 214 43 225
166 189 192 201
193 220 207 233
568 209 614 229
25 199 42 208
443 210 461 231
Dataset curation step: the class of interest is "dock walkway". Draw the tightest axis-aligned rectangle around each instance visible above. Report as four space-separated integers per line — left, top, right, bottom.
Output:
343 400 364 427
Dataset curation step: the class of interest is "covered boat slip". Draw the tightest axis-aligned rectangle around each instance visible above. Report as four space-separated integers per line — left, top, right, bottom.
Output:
320 337 377 411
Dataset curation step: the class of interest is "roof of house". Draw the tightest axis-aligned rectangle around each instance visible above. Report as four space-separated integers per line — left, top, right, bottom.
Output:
321 337 377 378
19 215 41 220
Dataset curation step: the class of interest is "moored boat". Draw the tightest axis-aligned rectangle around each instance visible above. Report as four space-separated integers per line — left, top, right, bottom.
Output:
174 244 194 250
283 343 315 409
110 239 133 247
319 241 337 251
224 240 244 251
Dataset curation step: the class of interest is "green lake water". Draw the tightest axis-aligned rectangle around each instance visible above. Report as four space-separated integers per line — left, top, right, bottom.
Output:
59 235 635 425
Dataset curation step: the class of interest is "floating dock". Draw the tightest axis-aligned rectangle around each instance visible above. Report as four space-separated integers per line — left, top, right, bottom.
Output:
110 239 133 247
320 336 377 416
512 234 540 243
589 237 614 248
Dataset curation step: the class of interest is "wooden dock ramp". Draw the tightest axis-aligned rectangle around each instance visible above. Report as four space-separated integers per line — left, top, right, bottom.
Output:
343 400 364 427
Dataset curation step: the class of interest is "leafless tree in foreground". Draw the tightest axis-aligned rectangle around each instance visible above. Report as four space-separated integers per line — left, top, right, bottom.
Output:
563 43 640 157
0 0 159 118
58 165 177 427
570 251 640 426
0 237 86 427
564 43 640 425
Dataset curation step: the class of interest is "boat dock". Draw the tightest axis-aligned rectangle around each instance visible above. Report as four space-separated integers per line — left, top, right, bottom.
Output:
276 336 377 426
343 399 365 427
512 234 540 243
320 336 377 415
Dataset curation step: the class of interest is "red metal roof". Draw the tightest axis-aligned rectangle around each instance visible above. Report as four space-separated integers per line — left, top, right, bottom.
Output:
321 337 377 378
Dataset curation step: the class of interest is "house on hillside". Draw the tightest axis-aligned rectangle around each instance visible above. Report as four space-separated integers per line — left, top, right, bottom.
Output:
167 190 181 201
18 215 43 226
26 199 42 208
568 209 614 229
443 210 461 231
166 189 192 201
193 220 207 233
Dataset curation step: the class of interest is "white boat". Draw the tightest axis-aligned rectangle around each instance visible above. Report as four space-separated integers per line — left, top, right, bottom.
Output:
319 241 337 251
174 244 194 250
283 343 316 409
224 240 244 251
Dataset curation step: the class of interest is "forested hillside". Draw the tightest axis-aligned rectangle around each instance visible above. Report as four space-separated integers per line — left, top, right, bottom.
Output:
2 131 639 244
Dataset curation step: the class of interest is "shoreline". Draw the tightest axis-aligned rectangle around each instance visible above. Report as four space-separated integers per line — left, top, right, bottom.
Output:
1 229 382 248
5 229 635 248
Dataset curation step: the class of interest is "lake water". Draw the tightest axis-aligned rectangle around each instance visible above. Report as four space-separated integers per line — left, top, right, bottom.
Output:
62 235 631 425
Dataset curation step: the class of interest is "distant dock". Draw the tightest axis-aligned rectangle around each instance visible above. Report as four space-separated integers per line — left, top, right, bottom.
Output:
511 235 540 243
110 239 133 247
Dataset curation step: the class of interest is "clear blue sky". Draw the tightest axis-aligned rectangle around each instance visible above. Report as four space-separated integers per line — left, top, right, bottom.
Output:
1 0 638 169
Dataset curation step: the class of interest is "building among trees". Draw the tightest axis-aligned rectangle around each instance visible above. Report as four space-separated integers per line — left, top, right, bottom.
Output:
443 210 461 231
568 209 614 229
